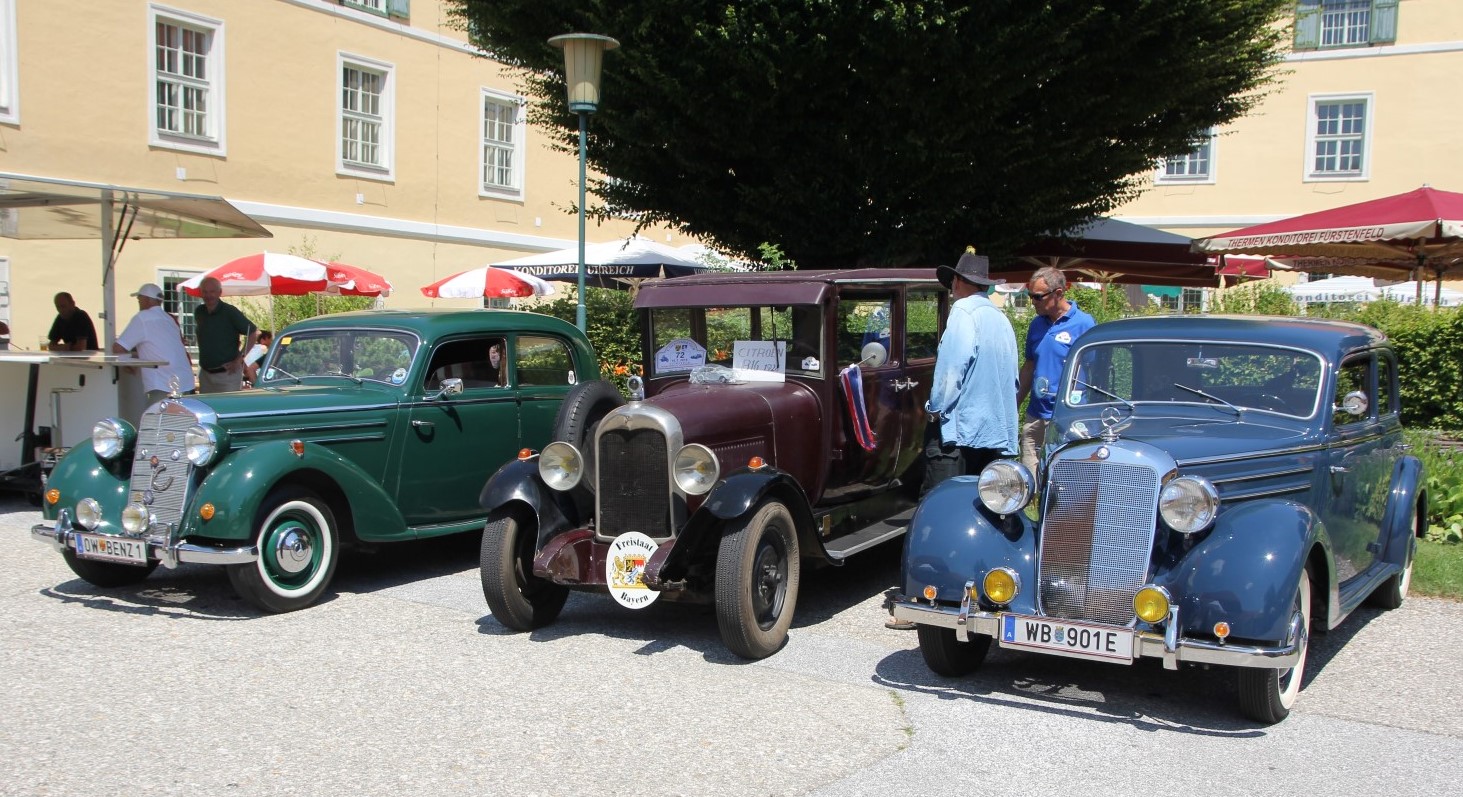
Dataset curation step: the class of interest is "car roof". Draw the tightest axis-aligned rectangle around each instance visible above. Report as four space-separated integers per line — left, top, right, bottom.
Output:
635 268 941 309
281 308 579 338
1080 315 1388 356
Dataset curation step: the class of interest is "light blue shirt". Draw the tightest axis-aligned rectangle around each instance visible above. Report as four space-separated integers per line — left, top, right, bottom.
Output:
925 293 1019 455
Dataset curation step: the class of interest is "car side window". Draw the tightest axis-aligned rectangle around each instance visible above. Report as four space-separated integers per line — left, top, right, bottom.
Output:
837 294 894 366
425 337 506 390
1377 350 1397 417
906 290 940 361
1333 356 1371 427
517 335 575 386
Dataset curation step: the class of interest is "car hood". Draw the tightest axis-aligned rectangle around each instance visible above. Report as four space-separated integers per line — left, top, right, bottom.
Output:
1052 412 1314 464
177 383 402 425
644 380 822 479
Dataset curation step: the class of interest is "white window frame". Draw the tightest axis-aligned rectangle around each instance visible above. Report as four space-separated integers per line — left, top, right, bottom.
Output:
0 0 18 125
479 88 525 200
1304 92 1373 182
1320 0 1374 48
343 0 386 13
1155 128 1217 185
158 269 203 350
148 5 226 155
337 52 395 182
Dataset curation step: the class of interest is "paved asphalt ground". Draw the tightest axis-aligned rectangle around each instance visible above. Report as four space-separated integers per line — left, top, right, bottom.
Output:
3 493 1460 796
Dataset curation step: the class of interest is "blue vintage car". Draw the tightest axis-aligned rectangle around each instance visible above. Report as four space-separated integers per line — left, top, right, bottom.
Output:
891 315 1425 724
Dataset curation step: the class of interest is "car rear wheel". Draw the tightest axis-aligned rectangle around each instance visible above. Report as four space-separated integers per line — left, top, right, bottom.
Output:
1237 569 1311 724
61 549 158 588
551 380 625 490
226 487 339 613
480 508 568 631
916 625 991 676
715 499 800 660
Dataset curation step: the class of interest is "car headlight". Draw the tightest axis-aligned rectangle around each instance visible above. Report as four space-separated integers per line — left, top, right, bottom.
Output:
1158 475 1219 534
983 567 1020 605
977 460 1034 515
538 442 583 491
673 444 719 495
91 418 135 461
184 424 226 466
75 498 102 530
120 502 151 535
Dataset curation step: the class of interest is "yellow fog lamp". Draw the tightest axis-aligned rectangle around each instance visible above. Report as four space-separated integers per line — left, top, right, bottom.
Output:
982 567 1020 605
1133 585 1171 624
120 503 151 535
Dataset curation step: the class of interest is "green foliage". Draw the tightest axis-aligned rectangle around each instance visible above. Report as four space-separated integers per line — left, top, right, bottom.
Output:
533 288 639 393
1406 429 1463 541
1414 540 1463 598
1351 303 1463 429
1065 283 1131 324
446 0 1290 266
1211 283 1297 315
239 294 377 334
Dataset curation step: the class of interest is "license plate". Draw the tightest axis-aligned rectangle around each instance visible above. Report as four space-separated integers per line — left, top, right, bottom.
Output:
1000 614 1134 662
73 533 149 565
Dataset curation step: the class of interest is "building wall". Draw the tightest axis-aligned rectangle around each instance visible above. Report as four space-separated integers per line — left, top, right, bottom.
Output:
1117 0 1463 242
0 0 670 344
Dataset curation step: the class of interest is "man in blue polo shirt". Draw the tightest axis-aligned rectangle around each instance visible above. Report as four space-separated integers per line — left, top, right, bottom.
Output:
1015 267 1096 476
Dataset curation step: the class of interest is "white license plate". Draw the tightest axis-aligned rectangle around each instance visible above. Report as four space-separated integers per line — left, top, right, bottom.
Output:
73 533 149 565
1000 614 1134 662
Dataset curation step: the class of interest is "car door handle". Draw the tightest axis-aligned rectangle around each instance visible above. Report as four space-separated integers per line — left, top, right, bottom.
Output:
412 420 434 428
894 378 919 391
1329 465 1349 474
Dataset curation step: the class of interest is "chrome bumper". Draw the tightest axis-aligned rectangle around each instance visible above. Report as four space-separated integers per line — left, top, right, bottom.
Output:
891 598 1303 671
32 510 258 568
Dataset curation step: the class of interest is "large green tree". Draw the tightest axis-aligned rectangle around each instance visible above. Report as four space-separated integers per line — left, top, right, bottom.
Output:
447 0 1289 267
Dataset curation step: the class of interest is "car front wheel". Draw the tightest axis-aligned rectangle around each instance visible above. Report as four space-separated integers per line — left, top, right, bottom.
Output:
715 498 800 660
1237 569 1311 724
226 487 339 613
916 625 991 676
480 508 568 630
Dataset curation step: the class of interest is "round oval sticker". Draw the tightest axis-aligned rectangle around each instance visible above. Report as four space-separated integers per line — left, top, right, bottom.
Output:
606 531 660 609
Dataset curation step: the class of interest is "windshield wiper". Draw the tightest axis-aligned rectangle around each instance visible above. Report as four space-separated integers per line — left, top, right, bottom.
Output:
324 369 363 385
1073 378 1135 410
266 366 301 385
1173 383 1241 415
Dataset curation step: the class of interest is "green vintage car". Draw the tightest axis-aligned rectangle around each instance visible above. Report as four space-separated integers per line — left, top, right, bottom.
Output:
32 309 597 612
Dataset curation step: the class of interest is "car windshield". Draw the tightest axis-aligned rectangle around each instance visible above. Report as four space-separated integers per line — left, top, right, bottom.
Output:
261 328 419 386
648 305 824 378
1063 341 1324 418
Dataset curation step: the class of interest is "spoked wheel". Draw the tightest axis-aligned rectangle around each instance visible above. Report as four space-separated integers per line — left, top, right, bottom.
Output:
62 549 158 588
916 625 992 677
480 508 568 631
1237 569 1311 724
226 487 339 613
715 499 800 660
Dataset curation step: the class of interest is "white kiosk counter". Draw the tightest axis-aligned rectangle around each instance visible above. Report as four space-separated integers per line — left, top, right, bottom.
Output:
0 351 169 496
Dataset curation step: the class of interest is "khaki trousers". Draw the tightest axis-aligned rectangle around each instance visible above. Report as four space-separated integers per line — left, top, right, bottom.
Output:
1020 415 1048 475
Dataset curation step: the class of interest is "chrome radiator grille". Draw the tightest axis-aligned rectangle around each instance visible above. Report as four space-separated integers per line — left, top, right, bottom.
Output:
597 427 670 537
1039 458 1159 624
128 405 197 540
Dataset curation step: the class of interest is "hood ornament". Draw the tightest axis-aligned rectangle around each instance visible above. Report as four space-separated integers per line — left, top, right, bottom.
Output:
1099 406 1130 442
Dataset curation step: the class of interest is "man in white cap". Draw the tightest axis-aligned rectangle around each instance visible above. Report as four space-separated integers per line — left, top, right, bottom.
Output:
113 283 196 412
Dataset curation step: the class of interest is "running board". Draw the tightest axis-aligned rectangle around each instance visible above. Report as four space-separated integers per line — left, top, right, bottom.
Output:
822 507 915 562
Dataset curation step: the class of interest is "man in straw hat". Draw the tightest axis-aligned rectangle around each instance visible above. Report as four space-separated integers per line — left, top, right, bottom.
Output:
924 249 1019 488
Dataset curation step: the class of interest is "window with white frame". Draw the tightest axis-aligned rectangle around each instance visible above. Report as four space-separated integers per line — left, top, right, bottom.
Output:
1293 0 1398 50
338 54 394 180
149 5 225 154
480 90 524 197
344 0 385 12
1156 128 1216 185
0 0 18 125
160 271 204 349
1306 94 1371 181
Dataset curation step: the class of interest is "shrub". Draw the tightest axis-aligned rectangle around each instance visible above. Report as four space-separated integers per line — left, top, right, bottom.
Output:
533 287 641 394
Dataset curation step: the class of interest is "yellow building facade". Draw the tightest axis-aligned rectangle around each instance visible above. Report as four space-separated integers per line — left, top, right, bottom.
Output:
0 0 673 346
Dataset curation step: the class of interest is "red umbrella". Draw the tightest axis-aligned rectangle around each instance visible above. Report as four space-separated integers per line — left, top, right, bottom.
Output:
180 252 329 296
323 261 394 297
1195 185 1463 302
419 266 557 299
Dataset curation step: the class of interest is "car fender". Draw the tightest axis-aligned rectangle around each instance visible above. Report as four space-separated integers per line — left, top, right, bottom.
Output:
478 457 583 550
41 446 130 530
1161 500 1320 644
655 468 817 581
1379 455 1426 564
900 475 1037 612
179 444 404 541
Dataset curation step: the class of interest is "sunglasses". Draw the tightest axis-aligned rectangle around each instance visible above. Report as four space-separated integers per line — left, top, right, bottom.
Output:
1029 289 1057 301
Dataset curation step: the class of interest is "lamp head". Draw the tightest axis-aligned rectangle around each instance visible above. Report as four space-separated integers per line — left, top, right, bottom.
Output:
548 33 620 113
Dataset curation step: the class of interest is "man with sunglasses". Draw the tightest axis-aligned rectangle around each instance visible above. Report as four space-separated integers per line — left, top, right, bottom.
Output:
1015 267 1096 476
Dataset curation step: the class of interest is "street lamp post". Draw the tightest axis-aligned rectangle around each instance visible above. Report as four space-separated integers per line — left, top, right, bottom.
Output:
548 33 619 332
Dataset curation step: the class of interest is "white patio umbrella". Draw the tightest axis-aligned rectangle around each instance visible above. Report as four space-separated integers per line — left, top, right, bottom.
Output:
1377 280 1463 306
1286 275 1380 304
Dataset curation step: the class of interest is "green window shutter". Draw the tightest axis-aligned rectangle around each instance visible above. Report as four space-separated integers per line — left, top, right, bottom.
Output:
387 0 410 19
1371 0 1398 44
1294 0 1321 49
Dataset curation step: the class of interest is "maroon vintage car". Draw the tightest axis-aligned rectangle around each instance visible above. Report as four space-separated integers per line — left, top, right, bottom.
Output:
478 269 946 658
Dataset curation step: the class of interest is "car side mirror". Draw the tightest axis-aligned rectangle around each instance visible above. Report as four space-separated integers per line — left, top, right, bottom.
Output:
858 341 887 368
1338 389 1368 416
427 377 464 402
1033 376 1055 398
